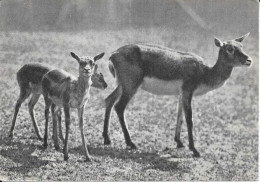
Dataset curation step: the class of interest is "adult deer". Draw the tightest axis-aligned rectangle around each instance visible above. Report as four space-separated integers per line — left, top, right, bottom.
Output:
42 52 105 161
9 61 107 142
103 33 252 157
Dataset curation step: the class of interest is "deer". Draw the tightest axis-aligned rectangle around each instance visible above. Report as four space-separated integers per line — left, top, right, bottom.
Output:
41 52 105 161
102 33 252 157
9 61 107 145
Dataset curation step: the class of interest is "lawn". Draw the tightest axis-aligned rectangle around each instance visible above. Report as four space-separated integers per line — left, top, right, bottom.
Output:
0 29 258 180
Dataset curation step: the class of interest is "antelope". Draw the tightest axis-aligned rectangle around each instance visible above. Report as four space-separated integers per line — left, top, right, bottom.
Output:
41 52 105 161
103 33 252 157
9 61 107 144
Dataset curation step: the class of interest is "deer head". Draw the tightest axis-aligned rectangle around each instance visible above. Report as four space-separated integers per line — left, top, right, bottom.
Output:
92 65 107 89
70 52 105 78
214 33 252 67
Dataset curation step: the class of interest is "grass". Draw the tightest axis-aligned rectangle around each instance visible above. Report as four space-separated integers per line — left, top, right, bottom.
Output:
0 29 258 180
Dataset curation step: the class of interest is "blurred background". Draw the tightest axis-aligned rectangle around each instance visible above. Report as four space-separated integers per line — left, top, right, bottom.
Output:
0 0 258 34
1 0 258 67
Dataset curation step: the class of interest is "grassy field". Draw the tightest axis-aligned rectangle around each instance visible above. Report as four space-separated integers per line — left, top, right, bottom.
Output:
0 29 258 181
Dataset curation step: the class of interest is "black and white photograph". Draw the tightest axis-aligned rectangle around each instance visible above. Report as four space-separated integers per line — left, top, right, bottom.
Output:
0 0 258 181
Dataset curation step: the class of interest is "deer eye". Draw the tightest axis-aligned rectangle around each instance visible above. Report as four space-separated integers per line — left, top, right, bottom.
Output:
80 62 87 67
89 61 95 67
227 47 233 53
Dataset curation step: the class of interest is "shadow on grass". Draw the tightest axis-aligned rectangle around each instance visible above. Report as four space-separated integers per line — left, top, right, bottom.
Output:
71 145 183 172
0 137 48 174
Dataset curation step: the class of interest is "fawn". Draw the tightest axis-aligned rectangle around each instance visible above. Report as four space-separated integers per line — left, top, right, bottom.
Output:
42 52 105 161
103 33 252 157
9 61 107 143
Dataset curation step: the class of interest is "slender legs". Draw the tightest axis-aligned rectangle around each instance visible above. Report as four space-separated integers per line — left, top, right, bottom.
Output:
63 105 70 161
57 109 64 142
43 96 52 148
103 86 122 145
174 95 185 148
9 87 31 138
182 92 200 157
28 94 42 140
103 84 200 156
103 85 138 149
45 102 90 161
10 86 43 141
78 105 91 162
51 107 64 143
51 104 60 150
114 91 137 149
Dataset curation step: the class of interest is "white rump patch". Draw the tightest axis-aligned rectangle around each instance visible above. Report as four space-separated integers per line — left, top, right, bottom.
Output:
141 77 182 95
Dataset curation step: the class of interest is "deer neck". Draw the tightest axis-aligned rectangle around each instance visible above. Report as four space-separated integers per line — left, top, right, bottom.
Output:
77 75 92 96
205 50 233 87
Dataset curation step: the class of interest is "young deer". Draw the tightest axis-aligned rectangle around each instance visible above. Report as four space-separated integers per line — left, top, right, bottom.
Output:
42 52 105 161
9 62 107 142
103 33 252 157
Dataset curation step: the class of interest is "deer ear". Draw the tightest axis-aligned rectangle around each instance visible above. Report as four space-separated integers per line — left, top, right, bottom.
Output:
94 64 98 72
235 32 250 42
70 52 80 61
94 52 105 62
214 38 224 47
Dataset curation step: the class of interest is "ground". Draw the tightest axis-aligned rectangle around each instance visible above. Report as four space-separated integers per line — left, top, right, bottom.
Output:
0 29 258 181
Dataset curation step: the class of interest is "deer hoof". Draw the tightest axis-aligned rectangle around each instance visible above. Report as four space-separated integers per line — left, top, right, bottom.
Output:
177 142 184 148
127 142 137 150
64 155 69 161
104 137 111 145
174 137 184 148
38 136 43 141
192 150 201 157
54 145 60 151
8 132 13 139
43 143 48 149
85 157 92 162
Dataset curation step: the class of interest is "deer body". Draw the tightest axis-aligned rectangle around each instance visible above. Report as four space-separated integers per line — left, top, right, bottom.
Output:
9 63 55 140
43 69 91 109
141 77 183 95
42 52 105 161
9 62 107 145
115 44 233 96
103 34 252 157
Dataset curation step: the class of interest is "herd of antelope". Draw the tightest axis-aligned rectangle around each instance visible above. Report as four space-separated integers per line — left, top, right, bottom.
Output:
8 33 252 162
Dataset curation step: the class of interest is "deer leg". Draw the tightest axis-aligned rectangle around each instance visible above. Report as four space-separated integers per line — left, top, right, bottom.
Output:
28 94 42 140
174 95 184 148
63 105 70 161
43 96 52 149
182 92 200 157
51 104 60 150
9 87 31 138
57 109 64 143
103 86 122 145
78 105 91 162
114 90 137 149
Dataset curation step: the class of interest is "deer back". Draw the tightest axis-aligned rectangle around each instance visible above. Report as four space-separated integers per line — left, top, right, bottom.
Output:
42 69 75 107
17 63 53 86
111 44 207 81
